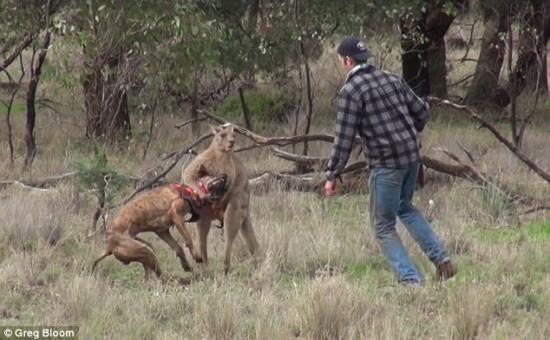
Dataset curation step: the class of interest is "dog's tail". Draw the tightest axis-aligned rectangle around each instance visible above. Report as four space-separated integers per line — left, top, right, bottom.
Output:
91 251 112 274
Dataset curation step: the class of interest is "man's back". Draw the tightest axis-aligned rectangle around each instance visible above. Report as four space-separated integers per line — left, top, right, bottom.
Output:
341 65 429 168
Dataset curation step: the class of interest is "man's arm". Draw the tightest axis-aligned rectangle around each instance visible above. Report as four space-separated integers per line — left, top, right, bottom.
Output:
326 87 360 181
402 79 429 132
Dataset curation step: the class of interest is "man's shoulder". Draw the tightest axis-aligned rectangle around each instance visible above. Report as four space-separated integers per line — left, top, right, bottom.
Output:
340 81 357 94
347 67 403 88
370 68 403 83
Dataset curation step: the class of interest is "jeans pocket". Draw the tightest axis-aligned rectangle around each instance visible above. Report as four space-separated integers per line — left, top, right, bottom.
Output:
372 167 404 186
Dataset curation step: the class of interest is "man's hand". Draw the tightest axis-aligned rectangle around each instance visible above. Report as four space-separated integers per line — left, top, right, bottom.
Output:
324 179 340 197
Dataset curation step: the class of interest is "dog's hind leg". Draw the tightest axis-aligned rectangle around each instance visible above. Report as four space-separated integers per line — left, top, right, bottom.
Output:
156 230 193 272
134 236 155 251
91 251 112 274
112 237 162 280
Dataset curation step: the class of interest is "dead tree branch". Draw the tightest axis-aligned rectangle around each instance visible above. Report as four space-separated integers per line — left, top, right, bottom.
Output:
428 96 550 184
270 146 329 171
121 132 214 204
0 34 34 71
238 86 253 130
522 205 550 215
456 141 476 164
0 171 79 190
197 109 336 146
175 117 208 129
141 98 158 161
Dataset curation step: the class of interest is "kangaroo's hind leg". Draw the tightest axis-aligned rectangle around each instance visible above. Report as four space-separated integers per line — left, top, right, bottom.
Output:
222 206 247 275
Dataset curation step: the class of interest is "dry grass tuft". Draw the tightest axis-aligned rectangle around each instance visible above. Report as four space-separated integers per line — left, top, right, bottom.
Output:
449 283 499 340
293 276 369 339
0 187 68 251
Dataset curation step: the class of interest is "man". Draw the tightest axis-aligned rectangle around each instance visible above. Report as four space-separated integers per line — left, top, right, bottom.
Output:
324 36 456 285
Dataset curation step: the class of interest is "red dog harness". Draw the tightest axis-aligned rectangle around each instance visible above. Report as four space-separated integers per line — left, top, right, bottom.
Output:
172 183 209 222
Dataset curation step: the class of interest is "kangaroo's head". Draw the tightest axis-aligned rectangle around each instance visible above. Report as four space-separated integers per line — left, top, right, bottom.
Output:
209 123 236 152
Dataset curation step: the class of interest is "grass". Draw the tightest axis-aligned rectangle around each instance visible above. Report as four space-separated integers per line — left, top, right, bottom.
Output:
1 114 549 339
1 22 550 340
472 220 550 244
0 101 26 115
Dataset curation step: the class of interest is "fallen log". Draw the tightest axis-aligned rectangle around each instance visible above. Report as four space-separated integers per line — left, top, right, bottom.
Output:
0 171 78 190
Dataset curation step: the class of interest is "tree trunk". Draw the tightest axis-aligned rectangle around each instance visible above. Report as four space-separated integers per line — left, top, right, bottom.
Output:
400 14 431 97
23 31 51 171
425 0 464 98
509 0 550 97
247 0 260 32
400 0 468 98
83 52 131 144
464 3 511 107
242 0 260 85
427 38 448 98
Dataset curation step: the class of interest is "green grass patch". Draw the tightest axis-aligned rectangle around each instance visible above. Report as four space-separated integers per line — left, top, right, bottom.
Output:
496 291 544 314
0 101 26 115
471 227 521 243
472 220 550 244
522 220 550 241
102 263 145 290
278 272 301 288
38 263 65 285
325 194 367 219
345 256 387 280
453 257 492 283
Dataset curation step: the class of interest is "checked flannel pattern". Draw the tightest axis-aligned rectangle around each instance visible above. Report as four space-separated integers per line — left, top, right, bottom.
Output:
326 64 429 180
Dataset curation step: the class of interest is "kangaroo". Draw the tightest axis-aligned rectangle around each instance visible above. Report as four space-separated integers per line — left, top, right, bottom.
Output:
91 172 228 282
182 123 260 274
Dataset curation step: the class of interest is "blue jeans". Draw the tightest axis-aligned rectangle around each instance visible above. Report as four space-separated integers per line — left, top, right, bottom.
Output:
369 162 449 284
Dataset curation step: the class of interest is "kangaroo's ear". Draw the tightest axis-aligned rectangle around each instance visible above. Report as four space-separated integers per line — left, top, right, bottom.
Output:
198 164 208 176
208 124 220 134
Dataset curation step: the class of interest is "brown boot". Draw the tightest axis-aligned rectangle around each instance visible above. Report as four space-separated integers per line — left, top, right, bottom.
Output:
436 259 457 281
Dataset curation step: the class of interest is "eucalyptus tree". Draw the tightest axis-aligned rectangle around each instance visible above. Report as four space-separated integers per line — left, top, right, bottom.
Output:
0 0 65 169
51 0 225 144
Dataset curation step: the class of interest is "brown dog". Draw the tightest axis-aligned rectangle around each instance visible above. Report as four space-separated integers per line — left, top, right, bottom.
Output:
91 172 227 281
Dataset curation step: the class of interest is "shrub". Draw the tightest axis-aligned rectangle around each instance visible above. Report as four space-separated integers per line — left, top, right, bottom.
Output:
216 89 296 125
73 143 129 210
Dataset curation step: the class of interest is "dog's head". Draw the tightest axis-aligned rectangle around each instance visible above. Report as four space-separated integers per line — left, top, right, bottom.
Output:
204 173 228 200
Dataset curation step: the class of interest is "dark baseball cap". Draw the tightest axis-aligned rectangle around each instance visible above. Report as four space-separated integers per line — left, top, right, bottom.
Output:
337 36 372 61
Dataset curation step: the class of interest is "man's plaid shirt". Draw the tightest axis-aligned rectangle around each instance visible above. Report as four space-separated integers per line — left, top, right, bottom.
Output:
326 64 429 181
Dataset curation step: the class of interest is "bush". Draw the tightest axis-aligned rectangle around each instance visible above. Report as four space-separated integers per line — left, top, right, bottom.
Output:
216 89 296 125
73 143 129 209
